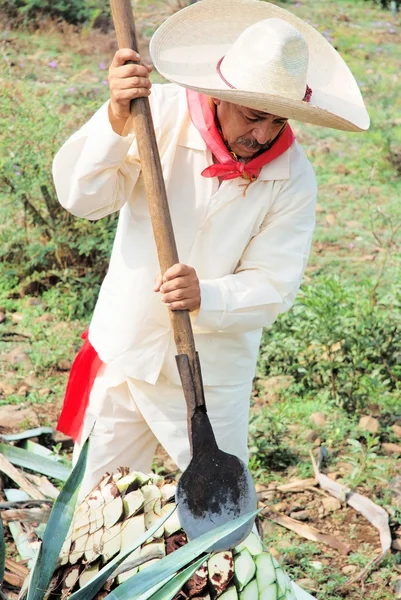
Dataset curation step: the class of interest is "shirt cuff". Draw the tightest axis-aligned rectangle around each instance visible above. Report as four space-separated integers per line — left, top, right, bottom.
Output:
191 279 226 331
83 104 136 167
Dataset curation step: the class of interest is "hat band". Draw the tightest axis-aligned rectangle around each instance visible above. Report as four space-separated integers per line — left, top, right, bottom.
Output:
216 56 313 103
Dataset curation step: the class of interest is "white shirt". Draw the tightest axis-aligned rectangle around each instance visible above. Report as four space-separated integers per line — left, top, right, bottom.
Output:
53 83 317 387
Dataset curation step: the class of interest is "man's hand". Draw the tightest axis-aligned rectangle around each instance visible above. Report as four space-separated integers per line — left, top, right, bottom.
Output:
154 264 201 312
108 49 153 134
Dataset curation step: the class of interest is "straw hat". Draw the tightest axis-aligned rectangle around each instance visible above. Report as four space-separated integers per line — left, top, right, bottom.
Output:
149 0 370 132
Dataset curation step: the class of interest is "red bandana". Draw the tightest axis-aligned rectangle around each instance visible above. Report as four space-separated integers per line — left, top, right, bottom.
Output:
186 89 295 182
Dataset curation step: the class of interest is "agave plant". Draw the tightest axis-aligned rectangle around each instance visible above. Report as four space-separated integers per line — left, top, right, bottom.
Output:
12 439 297 600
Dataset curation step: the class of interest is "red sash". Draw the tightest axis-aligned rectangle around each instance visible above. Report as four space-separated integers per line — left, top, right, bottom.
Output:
56 330 103 441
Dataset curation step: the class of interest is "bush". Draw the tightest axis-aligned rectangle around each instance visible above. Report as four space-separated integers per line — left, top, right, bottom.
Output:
0 0 111 28
364 0 401 8
0 80 115 319
257 277 401 413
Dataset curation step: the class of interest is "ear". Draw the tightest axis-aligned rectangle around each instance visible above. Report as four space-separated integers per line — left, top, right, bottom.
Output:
211 97 221 106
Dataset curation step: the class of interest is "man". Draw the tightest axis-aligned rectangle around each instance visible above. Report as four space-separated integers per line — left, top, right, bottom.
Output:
54 0 368 507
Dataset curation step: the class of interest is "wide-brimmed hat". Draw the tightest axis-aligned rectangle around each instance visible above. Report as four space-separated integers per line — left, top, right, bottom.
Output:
149 0 370 132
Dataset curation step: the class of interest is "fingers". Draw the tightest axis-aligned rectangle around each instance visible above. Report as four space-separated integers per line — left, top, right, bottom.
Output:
154 264 201 312
162 263 195 282
110 48 140 67
108 49 153 121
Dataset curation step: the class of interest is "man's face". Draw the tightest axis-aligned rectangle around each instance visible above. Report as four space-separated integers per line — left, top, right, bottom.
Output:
214 99 288 159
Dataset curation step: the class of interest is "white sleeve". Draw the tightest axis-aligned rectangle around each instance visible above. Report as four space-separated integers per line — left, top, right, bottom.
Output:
192 165 317 334
52 100 143 220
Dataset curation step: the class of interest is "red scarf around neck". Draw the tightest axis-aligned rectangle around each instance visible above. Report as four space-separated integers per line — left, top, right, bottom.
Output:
186 89 295 182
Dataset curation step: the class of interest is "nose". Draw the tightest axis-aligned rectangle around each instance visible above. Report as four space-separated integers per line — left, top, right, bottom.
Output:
252 121 273 146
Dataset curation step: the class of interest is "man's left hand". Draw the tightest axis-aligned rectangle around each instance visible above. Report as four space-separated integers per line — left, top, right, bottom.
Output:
154 264 200 312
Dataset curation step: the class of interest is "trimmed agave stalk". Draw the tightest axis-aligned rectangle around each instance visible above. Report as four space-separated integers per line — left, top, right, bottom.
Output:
49 468 296 600
24 454 259 600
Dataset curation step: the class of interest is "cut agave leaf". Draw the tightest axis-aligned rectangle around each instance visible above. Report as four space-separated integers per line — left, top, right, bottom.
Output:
62 564 81 592
208 551 234 596
123 490 144 518
218 586 238 600
103 523 122 563
163 503 182 537
101 481 120 504
234 533 263 557
0 442 71 481
142 484 162 516
85 529 103 563
26 438 89 600
79 563 100 588
116 472 150 494
255 552 277 590
239 579 258 600
88 488 105 534
148 556 207 600
160 484 176 503
259 583 279 600
275 565 291 596
104 496 124 530
234 549 255 591
69 534 88 565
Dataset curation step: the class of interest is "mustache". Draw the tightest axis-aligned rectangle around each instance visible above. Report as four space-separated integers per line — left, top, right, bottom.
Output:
235 136 269 151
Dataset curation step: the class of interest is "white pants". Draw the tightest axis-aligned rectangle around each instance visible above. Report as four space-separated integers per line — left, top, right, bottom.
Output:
73 363 252 500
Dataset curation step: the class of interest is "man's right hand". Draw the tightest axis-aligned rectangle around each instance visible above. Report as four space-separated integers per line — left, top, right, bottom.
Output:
108 49 153 134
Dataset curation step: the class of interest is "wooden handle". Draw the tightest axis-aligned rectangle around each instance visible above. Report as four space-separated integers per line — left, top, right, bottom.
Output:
110 0 197 362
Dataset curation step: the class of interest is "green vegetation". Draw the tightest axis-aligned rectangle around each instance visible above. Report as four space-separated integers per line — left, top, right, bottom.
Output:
0 1 400 599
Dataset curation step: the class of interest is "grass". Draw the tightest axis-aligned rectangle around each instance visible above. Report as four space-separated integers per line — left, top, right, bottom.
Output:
0 0 400 599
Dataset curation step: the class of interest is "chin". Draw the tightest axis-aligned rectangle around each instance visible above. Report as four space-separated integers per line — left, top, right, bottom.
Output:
235 146 257 159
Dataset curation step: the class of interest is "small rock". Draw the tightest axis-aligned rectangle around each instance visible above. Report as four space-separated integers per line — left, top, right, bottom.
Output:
0 405 39 429
289 510 310 521
35 313 53 323
257 375 294 404
16 385 29 397
382 443 401 455
342 565 358 575
57 359 72 372
259 491 275 502
322 497 342 514
359 415 380 434
394 577 401 598
310 561 323 571
274 502 288 513
310 412 327 427
336 461 354 474
0 311 5 324
0 382 16 396
26 298 44 307
305 429 319 442
327 471 340 481
393 424 401 439
314 437 321 446
11 312 23 323
392 539 401 551
4 348 31 366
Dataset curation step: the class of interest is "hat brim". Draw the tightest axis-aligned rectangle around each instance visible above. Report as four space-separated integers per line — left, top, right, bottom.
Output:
150 0 370 132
